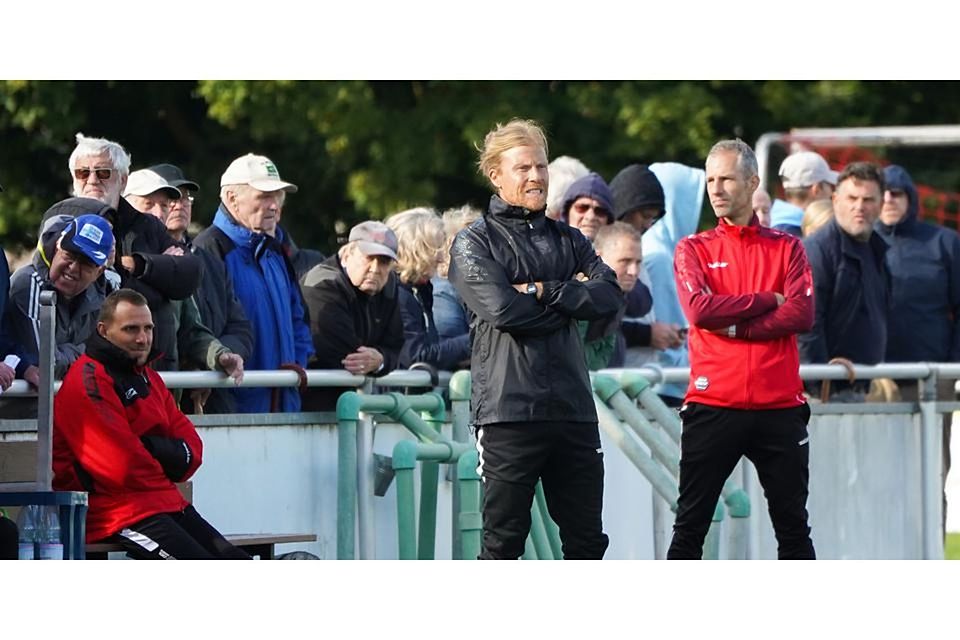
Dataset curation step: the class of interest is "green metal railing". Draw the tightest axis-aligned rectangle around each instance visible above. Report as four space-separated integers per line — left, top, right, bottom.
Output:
337 370 750 560
593 373 751 560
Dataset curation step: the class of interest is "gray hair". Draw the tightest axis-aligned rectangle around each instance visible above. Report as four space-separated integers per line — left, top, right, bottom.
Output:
546 156 589 216
68 132 131 176
707 139 758 180
437 204 483 278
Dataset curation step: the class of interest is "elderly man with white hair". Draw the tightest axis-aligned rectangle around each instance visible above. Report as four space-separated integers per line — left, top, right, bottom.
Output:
68 133 202 372
194 154 313 413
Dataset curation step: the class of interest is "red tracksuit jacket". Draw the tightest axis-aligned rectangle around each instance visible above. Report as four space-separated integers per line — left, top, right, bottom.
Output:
674 218 814 409
52 338 202 541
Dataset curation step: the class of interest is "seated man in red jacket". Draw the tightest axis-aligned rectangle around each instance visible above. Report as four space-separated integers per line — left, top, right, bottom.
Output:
53 288 249 559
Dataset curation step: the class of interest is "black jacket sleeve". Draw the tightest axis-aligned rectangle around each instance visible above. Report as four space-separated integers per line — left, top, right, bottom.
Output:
449 228 570 337
539 229 624 322
133 252 203 301
140 435 192 482
302 277 362 368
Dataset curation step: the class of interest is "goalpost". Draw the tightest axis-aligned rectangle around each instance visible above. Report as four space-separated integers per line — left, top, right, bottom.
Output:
756 124 960 229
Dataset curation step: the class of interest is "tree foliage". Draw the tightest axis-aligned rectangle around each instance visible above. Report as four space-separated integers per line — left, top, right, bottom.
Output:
3 80 960 257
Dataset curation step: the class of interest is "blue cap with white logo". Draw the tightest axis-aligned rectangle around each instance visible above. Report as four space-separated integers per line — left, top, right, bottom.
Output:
59 214 114 267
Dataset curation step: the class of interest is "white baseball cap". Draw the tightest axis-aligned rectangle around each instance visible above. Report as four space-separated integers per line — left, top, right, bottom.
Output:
123 168 182 198
779 151 839 189
220 153 298 193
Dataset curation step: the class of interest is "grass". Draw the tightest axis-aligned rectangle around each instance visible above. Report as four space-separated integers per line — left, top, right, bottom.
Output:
947 533 960 559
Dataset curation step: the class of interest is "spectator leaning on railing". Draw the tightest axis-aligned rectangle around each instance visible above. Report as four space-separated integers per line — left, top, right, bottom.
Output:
194 154 313 413
386 208 471 371
300 221 405 411
0 210 114 419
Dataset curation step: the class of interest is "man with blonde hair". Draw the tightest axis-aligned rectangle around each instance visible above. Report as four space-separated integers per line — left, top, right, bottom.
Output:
449 119 623 559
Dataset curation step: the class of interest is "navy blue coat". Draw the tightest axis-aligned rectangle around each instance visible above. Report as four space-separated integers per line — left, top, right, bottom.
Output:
799 217 889 365
397 279 470 371
875 165 960 362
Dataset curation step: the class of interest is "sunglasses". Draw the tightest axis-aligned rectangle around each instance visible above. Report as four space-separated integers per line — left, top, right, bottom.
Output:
572 202 610 217
73 167 114 181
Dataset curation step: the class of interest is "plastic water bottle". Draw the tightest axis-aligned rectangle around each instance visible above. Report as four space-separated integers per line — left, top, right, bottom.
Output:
36 506 63 560
16 505 38 560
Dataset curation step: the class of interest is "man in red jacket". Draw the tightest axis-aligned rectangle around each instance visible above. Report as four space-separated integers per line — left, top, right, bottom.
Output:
669 139 816 559
53 288 249 559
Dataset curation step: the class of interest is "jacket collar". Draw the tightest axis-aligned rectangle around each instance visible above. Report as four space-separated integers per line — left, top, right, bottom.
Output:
84 330 152 374
715 213 761 238
487 194 547 224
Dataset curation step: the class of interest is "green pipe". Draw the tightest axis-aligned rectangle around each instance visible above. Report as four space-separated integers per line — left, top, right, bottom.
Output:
535 483 562 559
723 488 751 518
335 392 362 560
393 440 419 560
619 372 682 444
418 460 440 560
522 536 538 560
335 392 448 559
387 392 452 445
595 397 678 508
703 501 725 560
449 376 472 558
528 493 553 560
594 376 680 477
448 370 472 402
457 450 482 560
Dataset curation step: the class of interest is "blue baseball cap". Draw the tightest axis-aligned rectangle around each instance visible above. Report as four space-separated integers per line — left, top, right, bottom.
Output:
59 214 114 267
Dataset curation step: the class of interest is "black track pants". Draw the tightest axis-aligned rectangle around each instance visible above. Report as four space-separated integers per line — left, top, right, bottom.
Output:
475 421 609 560
111 505 251 560
667 402 815 560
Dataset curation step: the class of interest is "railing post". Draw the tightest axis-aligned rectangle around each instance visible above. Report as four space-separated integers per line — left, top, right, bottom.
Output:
356 379 376 560
393 440 419 560
457 450 482 560
449 370 472 559
36 290 57 491
919 368 945 559
336 392 362 559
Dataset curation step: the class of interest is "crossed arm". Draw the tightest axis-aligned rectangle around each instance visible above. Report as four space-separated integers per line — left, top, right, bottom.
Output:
449 228 622 337
674 237 814 341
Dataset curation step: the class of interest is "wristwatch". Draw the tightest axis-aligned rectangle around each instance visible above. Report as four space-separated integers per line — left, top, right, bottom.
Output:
727 324 736 338
525 282 538 295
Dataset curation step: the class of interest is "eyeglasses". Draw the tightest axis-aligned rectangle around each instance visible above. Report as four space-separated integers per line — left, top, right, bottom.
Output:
572 202 611 217
73 167 114 181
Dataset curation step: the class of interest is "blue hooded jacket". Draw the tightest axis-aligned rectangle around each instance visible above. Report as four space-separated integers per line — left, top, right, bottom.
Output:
644 162 705 400
194 205 314 413
875 165 960 362
769 199 804 237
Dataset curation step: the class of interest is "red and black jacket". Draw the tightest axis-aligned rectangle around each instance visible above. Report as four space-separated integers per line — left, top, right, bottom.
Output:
52 332 202 541
674 216 814 409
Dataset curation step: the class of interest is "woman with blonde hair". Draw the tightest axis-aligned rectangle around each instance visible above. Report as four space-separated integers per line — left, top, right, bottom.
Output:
802 199 834 238
433 205 482 348
386 207 471 371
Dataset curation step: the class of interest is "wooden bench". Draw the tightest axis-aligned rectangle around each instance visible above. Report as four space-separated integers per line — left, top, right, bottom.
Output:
85 532 318 559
